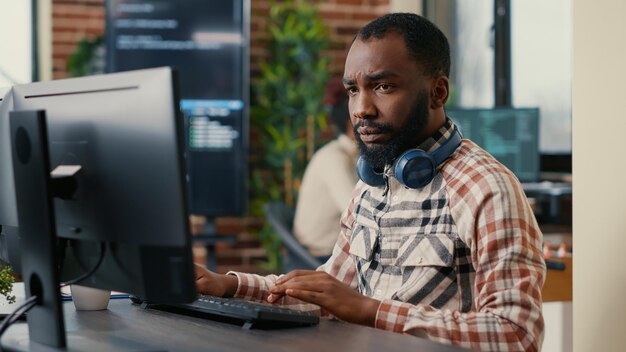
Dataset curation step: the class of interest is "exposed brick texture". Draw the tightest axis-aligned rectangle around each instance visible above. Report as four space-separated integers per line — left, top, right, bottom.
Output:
51 0 390 272
52 0 105 79
52 0 389 79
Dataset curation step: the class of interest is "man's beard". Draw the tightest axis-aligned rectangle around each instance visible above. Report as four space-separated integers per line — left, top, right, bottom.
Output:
353 92 429 170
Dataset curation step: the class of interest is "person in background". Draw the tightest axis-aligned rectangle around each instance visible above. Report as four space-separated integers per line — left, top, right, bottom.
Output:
293 79 359 261
195 13 545 351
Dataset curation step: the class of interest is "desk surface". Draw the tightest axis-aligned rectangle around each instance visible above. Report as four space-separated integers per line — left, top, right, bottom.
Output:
1 299 468 352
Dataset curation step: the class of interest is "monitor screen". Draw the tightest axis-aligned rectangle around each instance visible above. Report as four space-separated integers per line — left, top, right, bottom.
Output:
0 86 18 230
11 67 196 303
105 0 249 216
446 107 540 183
0 86 22 273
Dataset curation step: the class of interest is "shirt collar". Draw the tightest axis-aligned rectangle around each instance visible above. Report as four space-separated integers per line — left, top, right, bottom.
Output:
416 118 456 154
382 118 457 174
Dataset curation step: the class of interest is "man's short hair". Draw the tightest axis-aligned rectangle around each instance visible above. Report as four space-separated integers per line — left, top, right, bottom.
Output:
356 13 451 78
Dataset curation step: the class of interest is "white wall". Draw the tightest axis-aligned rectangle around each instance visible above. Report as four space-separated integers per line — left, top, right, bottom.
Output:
543 302 573 352
512 0 572 153
0 0 33 85
573 0 626 351
37 0 52 81
390 0 422 14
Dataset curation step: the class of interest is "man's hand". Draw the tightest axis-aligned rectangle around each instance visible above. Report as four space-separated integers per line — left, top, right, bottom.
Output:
268 270 380 327
194 264 238 297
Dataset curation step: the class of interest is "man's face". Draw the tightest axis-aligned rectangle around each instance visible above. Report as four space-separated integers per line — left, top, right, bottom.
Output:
343 33 433 170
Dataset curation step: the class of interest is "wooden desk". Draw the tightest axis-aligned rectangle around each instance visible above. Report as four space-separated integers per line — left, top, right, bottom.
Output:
542 257 573 302
1 299 469 352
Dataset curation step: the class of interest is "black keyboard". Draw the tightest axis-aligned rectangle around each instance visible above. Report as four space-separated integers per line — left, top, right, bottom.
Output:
155 295 319 329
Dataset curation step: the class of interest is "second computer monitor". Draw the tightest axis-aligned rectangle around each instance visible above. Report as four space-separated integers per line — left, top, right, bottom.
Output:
446 107 540 183
11 67 196 303
0 86 22 273
0 86 18 231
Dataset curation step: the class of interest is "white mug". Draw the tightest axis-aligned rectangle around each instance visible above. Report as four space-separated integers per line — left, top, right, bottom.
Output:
70 284 110 311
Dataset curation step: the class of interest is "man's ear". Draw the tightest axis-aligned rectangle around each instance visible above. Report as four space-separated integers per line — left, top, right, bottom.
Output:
430 76 449 109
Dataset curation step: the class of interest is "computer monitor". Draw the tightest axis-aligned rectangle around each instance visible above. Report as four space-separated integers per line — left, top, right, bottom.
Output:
0 86 22 273
445 107 540 182
8 67 197 348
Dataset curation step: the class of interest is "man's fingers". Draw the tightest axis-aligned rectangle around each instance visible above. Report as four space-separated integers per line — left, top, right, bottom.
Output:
267 293 283 303
284 288 321 304
271 276 325 294
275 269 319 284
268 271 330 303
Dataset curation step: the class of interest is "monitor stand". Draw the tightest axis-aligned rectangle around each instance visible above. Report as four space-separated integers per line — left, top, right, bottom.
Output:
9 110 66 347
5 110 162 351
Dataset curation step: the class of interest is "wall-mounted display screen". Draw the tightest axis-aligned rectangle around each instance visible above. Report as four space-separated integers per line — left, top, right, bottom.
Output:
106 0 249 216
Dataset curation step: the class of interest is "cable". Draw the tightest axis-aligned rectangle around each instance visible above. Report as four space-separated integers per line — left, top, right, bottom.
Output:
0 295 38 337
6 297 37 325
0 242 105 337
60 241 106 288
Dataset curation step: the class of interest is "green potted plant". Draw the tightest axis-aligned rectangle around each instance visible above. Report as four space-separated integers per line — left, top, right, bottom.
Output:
0 262 16 303
66 36 105 77
250 0 330 271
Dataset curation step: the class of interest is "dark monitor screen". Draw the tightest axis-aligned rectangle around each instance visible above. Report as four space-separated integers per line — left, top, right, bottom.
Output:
446 107 540 183
11 67 196 303
0 86 22 273
105 0 249 216
0 86 18 230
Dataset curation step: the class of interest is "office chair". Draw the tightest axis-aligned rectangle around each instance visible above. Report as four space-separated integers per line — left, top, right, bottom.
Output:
263 202 323 271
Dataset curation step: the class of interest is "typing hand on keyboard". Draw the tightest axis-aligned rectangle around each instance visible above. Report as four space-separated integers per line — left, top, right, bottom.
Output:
194 263 239 298
268 270 379 327
190 264 319 329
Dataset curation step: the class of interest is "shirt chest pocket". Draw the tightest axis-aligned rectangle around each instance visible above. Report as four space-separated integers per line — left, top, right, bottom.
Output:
391 233 458 306
349 216 455 268
394 233 455 268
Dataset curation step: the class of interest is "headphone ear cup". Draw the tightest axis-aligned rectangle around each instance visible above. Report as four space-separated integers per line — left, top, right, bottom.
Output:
356 156 385 187
394 150 436 189
393 126 463 189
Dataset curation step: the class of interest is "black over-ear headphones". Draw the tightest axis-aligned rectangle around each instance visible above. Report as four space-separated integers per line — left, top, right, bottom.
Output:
356 126 462 189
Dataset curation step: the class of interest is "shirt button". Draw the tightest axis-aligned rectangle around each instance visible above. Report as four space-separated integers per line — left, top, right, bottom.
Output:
375 289 383 296
417 257 423 264
392 195 398 201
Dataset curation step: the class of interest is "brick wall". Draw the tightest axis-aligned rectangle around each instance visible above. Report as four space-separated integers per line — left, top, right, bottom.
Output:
51 0 389 273
52 0 389 79
250 0 390 77
52 0 105 79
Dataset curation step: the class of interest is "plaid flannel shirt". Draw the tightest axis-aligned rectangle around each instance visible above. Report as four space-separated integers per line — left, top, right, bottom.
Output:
230 120 546 352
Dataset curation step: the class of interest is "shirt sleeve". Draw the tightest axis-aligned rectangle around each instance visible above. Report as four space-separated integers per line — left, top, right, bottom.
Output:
373 168 546 352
